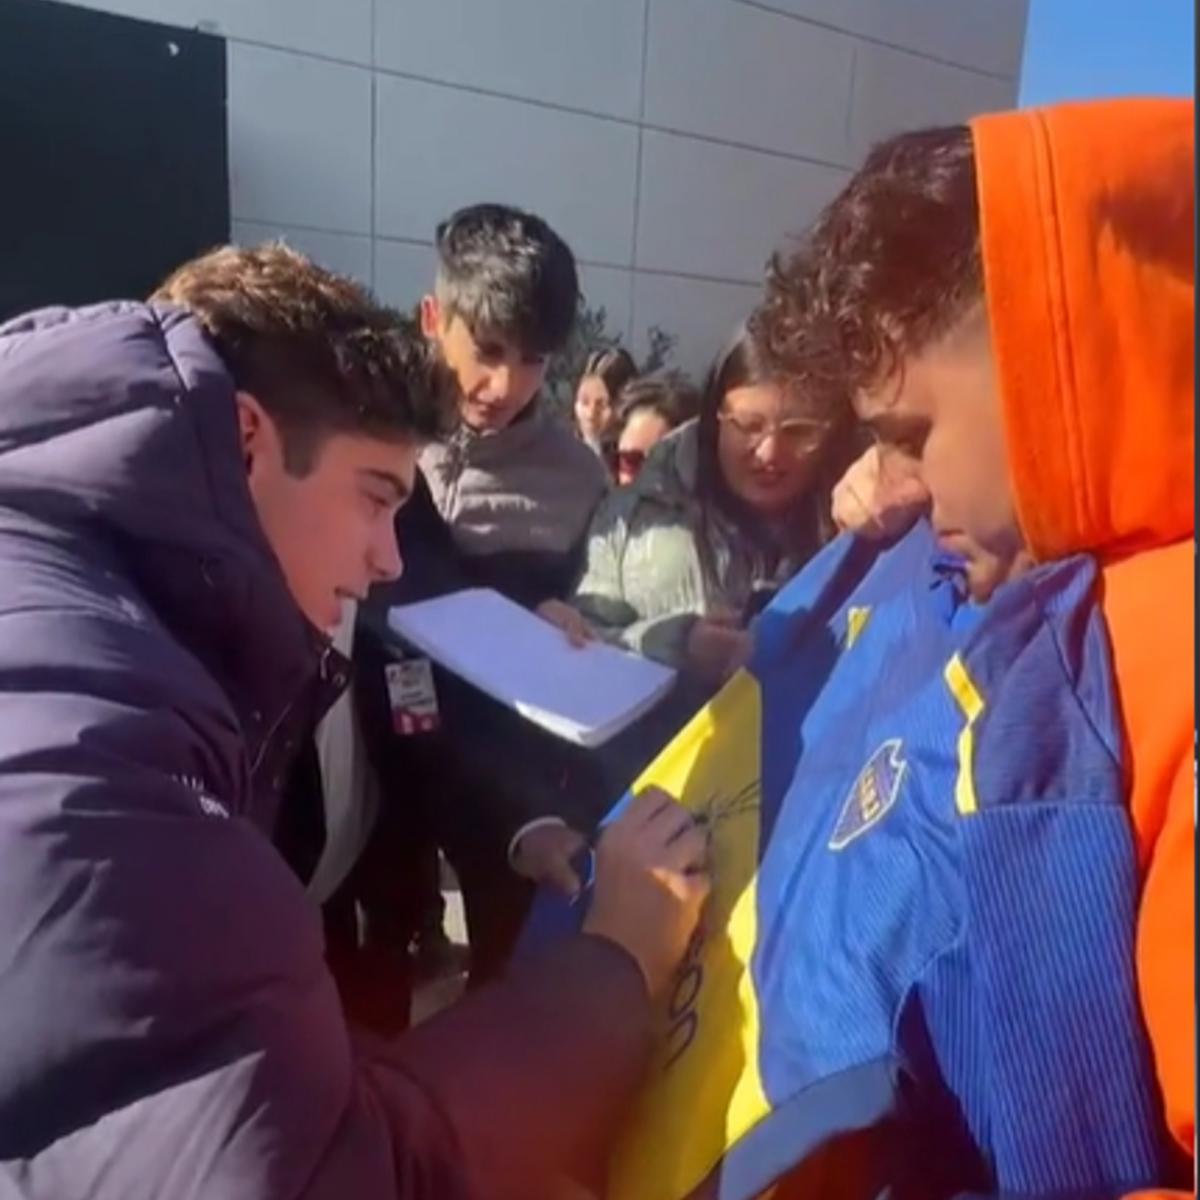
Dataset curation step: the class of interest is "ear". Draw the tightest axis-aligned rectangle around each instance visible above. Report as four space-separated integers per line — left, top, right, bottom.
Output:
235 390 271 473
419 294 442 340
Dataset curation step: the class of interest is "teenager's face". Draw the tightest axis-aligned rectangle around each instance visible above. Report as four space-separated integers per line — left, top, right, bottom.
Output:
716 382 829 515
575 374 615 442
421 296 547 433
239 393 415 632
853 305 1031 601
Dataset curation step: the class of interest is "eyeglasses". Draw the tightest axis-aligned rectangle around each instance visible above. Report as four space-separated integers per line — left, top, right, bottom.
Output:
717 411 829 456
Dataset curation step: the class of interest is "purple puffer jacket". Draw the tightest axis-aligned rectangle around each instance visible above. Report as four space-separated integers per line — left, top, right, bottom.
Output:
0 303 650 1199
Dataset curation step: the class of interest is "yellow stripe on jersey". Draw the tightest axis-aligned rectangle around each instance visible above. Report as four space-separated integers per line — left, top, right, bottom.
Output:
944 653 985 816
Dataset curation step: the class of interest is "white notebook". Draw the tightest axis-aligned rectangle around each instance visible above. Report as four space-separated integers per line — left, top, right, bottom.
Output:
388 588 677 748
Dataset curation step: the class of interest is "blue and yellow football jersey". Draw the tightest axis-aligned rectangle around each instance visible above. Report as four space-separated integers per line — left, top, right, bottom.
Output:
523 522 1167 1198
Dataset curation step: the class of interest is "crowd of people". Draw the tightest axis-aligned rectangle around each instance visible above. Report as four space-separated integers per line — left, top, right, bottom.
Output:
0 95 1192 1200
288 207 867 1028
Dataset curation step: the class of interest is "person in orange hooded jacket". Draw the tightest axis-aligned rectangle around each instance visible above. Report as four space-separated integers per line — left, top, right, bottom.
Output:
754 97 1194 1188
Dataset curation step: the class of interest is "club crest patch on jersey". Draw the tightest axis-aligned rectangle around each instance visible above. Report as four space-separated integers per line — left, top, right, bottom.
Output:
828 738 907 850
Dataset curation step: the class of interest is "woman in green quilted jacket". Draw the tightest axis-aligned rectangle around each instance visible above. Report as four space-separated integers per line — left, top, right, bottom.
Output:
541 327 860 789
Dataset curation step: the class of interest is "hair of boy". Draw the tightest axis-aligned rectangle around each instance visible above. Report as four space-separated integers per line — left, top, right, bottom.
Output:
752 125 983 415
616 369 698 435
153 243 454 476
582 346 639 402
433 203 580 357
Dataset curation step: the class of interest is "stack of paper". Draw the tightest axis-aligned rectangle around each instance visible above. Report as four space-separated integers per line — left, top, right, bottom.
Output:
388 588 677 748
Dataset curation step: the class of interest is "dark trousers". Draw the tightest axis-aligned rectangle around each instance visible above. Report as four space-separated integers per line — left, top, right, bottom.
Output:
449 835 534 988
321 790 442 1037
326 738 542 1023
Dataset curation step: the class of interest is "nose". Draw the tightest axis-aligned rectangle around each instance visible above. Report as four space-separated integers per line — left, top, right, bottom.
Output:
753 431 787 468
370 523 404 583
487 363 513 402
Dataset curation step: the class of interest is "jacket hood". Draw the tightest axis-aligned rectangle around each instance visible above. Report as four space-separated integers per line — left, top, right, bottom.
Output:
971 98 1194 564
1 302 258 551
0 302 334 747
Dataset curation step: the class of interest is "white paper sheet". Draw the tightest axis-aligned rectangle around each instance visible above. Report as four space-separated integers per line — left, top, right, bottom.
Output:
387 588 677 747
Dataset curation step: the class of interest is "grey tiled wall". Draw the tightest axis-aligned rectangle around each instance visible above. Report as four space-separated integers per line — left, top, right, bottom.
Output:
47 0 1026 374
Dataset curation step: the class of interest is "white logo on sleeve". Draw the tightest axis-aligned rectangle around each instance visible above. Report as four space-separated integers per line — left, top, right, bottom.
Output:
175 774 230 819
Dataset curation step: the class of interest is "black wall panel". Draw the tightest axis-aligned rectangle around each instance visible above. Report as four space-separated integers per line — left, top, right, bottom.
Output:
0 0 229 320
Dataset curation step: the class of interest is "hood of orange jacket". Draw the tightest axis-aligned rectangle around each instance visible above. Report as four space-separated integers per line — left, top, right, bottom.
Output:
973 97 1194 563
972 98 1195 1164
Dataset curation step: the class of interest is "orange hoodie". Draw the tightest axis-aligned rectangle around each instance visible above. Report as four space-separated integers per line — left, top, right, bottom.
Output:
972 99 1195 1169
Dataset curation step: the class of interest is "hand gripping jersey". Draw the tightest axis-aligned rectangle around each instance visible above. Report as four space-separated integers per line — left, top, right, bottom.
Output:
523 523 1169 1199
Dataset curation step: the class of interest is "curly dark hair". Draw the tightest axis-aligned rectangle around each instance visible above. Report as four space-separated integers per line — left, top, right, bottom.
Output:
752 125 983 412
153 242 453 474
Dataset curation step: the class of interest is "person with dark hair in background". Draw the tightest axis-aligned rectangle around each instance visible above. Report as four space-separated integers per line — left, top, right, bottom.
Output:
0 242 709 1199
575 345 638 470
346 204 616 1003
611 370 697 487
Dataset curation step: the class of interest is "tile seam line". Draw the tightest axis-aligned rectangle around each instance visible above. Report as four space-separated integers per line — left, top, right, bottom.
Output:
730 0 1018 82
236 33 855 172
224 35 1012 159
367 0 377 285
629 0 652 341
232 220 763 288
370 235 764 286
222 24 1015 86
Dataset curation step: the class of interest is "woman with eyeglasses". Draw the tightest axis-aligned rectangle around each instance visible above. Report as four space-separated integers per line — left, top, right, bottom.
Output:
541 328 860 786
